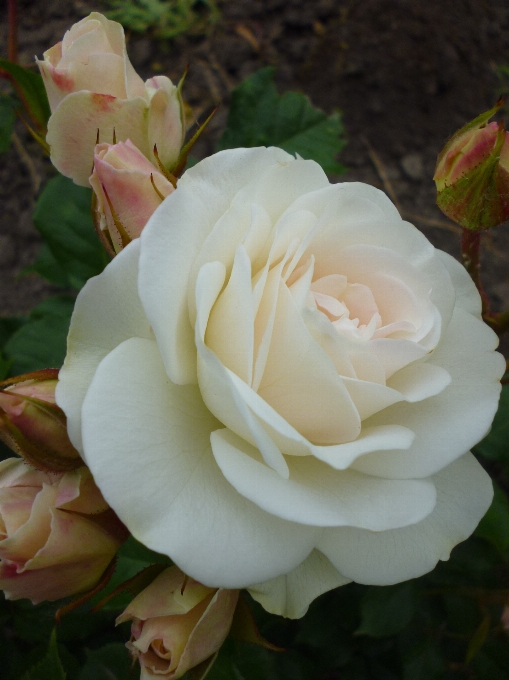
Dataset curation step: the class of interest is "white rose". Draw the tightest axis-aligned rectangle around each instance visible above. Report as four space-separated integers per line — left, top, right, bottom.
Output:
57 147 504 619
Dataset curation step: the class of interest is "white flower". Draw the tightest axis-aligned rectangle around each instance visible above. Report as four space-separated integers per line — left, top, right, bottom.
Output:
57 147 504 619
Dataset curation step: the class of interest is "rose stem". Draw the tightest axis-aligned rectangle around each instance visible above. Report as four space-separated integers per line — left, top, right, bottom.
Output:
461 228 492 320
461 229 509 336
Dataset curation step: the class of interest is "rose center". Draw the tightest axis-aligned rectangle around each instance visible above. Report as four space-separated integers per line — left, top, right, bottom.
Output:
310 273 417 341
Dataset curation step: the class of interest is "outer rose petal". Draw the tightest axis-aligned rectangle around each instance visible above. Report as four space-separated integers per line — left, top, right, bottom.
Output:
47 91 151 186
81 336 318 587
436 250 482 318
247 550 351 619
176 589 239 676
211 428 437 531
146 76 185 170
56 240 151 453
317 453 493 584
117 568 214 622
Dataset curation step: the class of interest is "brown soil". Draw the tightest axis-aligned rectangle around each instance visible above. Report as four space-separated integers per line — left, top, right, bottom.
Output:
2 0 509 348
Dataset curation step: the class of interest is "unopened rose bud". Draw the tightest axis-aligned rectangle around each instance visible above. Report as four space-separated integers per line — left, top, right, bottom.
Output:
434 100 509 229
0 458 124 603
37 12 185 186
0 370 81 471
117 567 239 679
90 140 174 254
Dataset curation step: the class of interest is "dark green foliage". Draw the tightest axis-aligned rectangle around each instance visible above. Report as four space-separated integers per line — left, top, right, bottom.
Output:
474 385 509 464
356 582 417 637
0 59 50 129
3 296 75 375
77 643 132 680
20 630 66 680
32 175 109 290
218 68 347 174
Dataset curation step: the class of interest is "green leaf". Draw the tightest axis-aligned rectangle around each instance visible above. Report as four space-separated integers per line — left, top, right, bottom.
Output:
465 613 491 663
91 538 172 612
0 350 10 380
78 643 132 680
402 640 444 680
0 316 26 349
33 175 109 290
474 384 509 465
117 536 173 566
356 583 417 637
4 295 75 375
21 629 66 680
24 243 71 288
218 67 346 174
0 58 50 128
475 483 509 557
0 92 16 153
471 639 509 680
206 639 276 680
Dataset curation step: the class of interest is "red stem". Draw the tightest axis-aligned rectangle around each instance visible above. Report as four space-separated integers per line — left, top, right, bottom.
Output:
461 228 509 336
7 0 18 64
461 228 491 318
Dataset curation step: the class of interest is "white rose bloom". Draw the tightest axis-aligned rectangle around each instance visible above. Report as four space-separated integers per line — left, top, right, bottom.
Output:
57 147 504 619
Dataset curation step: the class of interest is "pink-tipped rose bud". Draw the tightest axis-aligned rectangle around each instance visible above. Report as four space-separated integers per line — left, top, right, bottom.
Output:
434 99 509 229
0 370 81 472
37 12 185 187
0 458 124 603
117 567 239 679
90 139 174 254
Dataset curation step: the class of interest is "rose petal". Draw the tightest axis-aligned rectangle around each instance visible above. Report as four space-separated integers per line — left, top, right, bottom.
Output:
177 589 239 675
47 91 151 186
117 568 214 622
139 147 293 384
257 279 361 444
93 156 172 239
211 428 437 530
436 250 482 318
351 307 505 478
67 53 128 99
367 338 429 379
292 183 456 328
248 549 350 619
81 336 318 587
0 487 39 537
386 363 451 401
317 453 493 584
206 245 254 386
0 482 58 563
195 261 289 478
147 76 184 170
56 239 151 453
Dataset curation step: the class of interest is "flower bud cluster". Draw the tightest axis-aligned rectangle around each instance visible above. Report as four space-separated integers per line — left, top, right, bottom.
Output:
37 12 186 253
